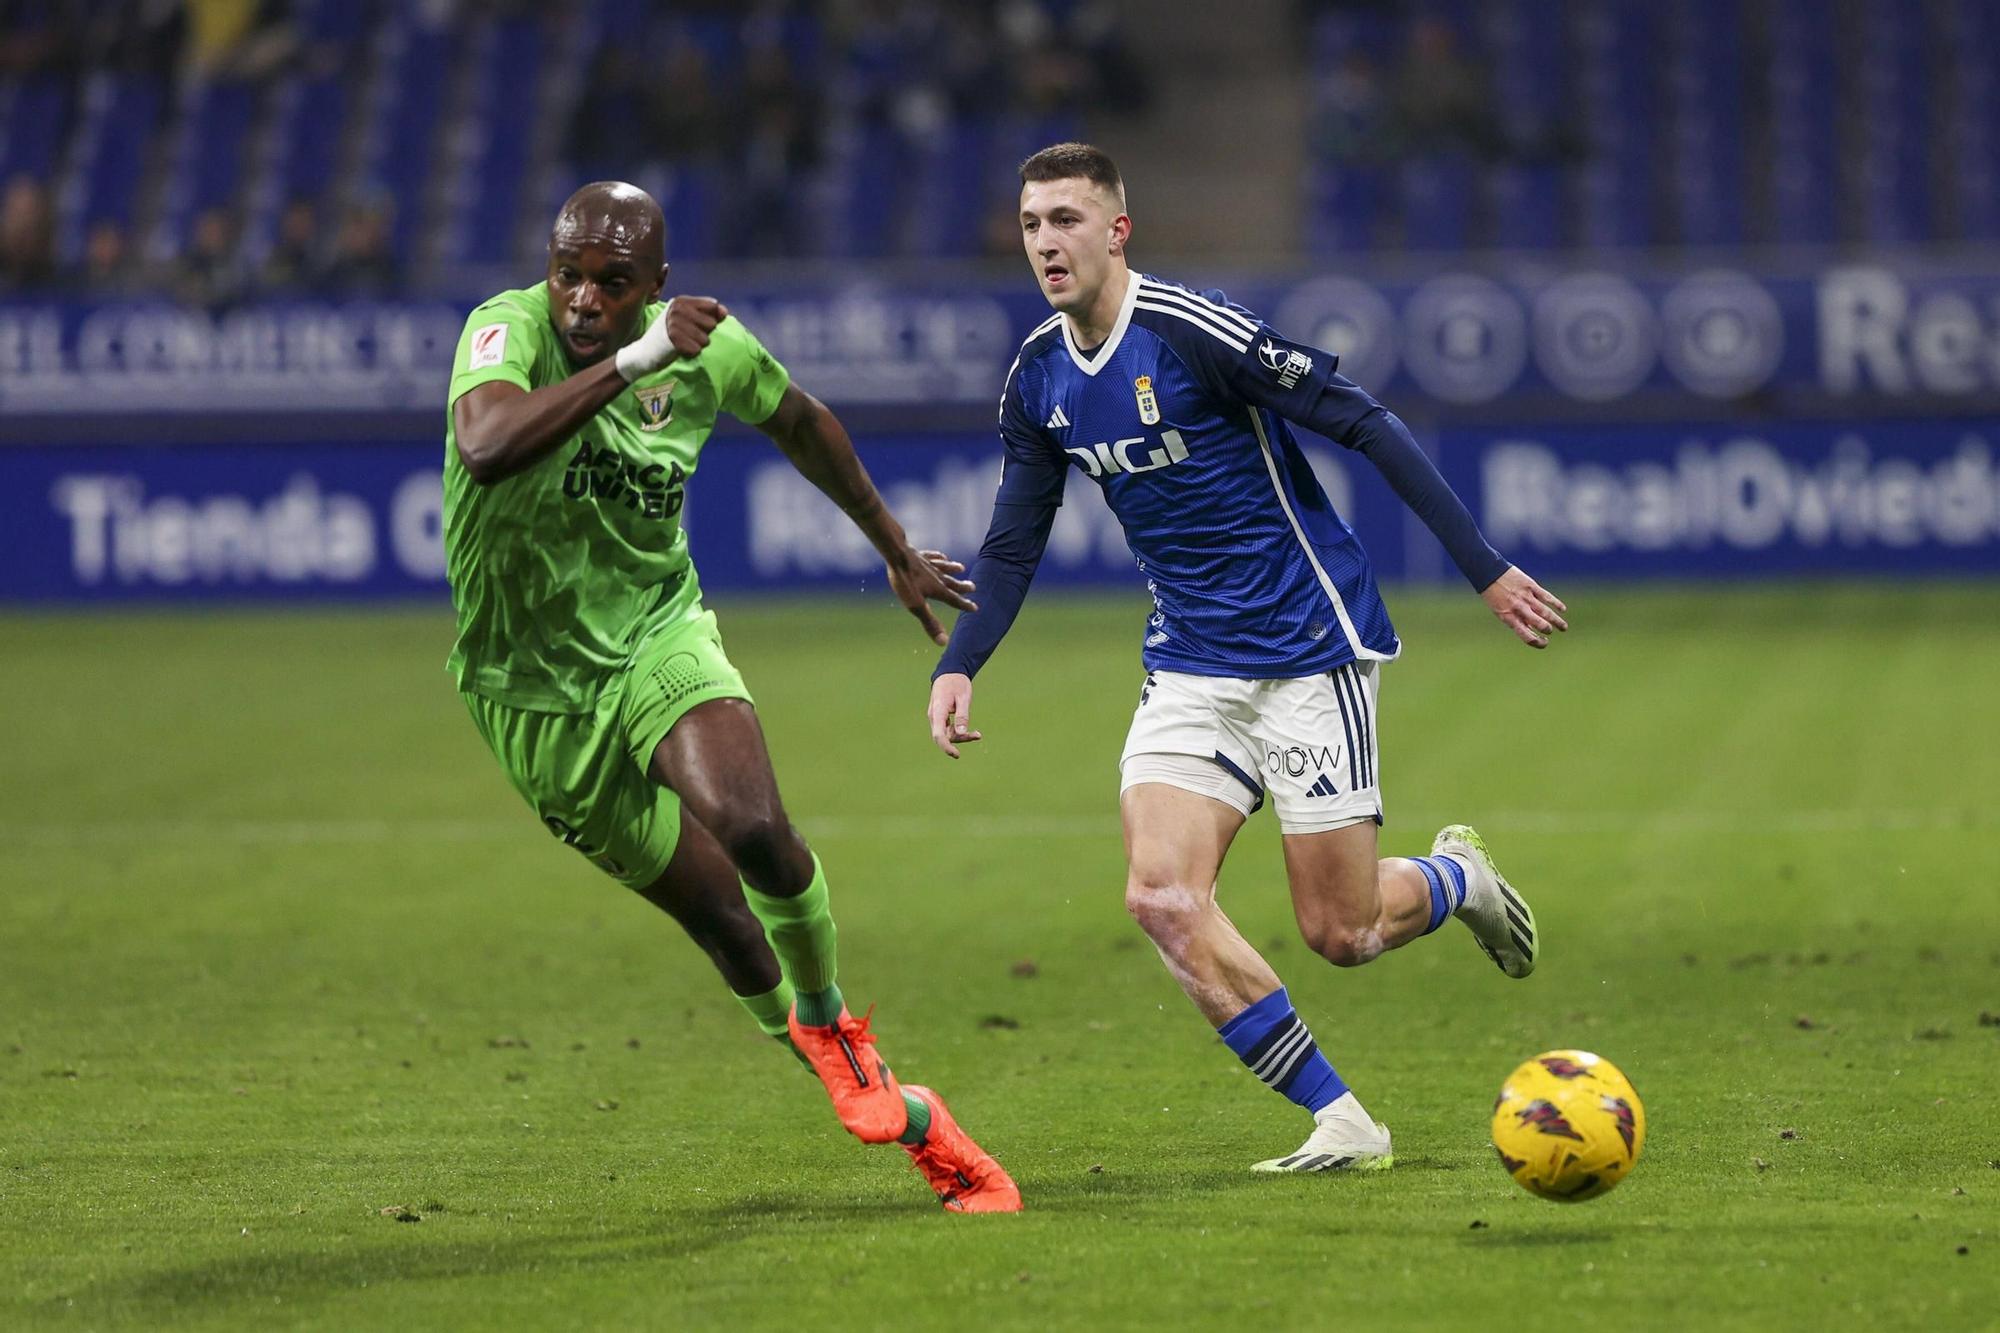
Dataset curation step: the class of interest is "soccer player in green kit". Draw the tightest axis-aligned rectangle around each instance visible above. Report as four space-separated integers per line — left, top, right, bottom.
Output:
444 181 1020 1212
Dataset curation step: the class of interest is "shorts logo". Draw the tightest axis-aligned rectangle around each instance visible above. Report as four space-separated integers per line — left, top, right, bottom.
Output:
1133 375 1161 425
542 814 626 878
636 379 676 431
468 323 508 369
1265 742 1342 780
1257 338 1313 389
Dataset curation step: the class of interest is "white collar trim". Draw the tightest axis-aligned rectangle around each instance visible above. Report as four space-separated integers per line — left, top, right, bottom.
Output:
1061 269 1140 376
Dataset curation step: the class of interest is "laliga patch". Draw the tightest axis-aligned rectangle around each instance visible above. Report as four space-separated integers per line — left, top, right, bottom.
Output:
636 379 677 431
1257 337 1314 389
468 323 508 370
1133 374 1161 425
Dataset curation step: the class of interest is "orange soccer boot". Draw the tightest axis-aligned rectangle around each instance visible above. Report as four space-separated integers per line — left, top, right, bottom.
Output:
788 1004 908 1143
900 1085 1023 1213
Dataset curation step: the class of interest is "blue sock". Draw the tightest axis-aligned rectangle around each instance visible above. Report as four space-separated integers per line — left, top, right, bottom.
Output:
1218 986 1348 1114
1413 855 1469 935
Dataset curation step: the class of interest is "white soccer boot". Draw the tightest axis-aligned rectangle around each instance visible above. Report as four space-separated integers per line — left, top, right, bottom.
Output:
1250 1091 1394 1173
1434 823 1539 979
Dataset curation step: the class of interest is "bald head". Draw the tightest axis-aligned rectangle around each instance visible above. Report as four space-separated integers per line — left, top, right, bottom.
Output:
551 181 665 268
544 181 669 367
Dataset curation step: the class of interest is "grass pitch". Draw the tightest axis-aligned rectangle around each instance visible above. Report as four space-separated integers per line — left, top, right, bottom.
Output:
2 584 1996 1329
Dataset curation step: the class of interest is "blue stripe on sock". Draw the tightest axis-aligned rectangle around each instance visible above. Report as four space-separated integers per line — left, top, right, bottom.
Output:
1415 857 1450 934
1219 987 1349 1114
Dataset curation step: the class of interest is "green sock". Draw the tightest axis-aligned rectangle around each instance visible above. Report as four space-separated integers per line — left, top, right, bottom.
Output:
897 1091 931 1146
741 855 840 1011
734 979 794 1040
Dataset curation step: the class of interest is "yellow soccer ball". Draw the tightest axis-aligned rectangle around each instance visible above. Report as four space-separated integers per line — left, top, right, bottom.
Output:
1491 1050 1645 1202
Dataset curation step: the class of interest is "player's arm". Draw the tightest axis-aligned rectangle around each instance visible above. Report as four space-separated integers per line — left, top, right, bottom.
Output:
926 399 1068 758
1197 304 1565 648
1292 374 1566 648
927 490 1061 757
452 297 726 485
752 383 977 645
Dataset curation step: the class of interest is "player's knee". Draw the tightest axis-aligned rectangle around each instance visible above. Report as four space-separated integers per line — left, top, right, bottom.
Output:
1301 918 1384 968
1124 875 1203 948
717 810 806 890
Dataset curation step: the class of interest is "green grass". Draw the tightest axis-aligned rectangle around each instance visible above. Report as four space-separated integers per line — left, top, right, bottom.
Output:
2 584 1996 1329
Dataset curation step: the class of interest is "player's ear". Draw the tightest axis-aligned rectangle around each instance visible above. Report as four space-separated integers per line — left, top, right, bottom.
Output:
654 261 670 297
1108 213 1131 256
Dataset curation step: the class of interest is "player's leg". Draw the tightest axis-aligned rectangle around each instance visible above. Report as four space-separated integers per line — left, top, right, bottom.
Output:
1119 672 1390 1172
1120 779 1264 1021
625 618 1019 1208
1266 663 1538 976
1280 818 1433 966
630 805 795 1044
649 702 923 1126
458 689 794 1042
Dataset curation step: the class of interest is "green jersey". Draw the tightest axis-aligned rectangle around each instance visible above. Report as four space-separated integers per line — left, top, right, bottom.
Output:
443 282 790 712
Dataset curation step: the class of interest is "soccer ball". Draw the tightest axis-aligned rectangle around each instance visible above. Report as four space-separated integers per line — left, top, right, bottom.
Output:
1490 1049 1645 1202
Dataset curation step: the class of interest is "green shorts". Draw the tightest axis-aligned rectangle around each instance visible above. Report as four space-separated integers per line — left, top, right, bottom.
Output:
462 609 751 888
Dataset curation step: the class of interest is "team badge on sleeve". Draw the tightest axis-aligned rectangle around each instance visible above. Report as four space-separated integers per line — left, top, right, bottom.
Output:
1257 338 1314 389
468 323 508 369
1134 375 1161 425
636 380 677 431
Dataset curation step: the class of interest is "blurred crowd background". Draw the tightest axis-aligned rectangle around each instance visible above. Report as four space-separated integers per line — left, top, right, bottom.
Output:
4 0 1995 307
0 0 1144 302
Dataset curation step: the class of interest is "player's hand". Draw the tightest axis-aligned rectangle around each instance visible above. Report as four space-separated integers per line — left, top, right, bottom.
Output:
928 672 982 758
665 295 727 357
885 547 977 646
1482 566 1568 649
615 296 728 381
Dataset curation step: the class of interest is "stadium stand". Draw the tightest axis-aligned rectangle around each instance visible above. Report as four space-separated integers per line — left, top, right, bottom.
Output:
5 0 2000 297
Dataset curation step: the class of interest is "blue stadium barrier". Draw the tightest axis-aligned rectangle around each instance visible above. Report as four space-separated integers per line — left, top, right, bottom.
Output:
3 420 1993 605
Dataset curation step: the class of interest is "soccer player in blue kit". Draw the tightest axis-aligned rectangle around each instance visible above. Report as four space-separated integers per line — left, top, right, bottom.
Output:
926 144 1569 1172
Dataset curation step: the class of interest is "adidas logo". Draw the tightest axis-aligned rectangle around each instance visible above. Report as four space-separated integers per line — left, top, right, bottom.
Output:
1307 773 1340 799
1046 404 1070 430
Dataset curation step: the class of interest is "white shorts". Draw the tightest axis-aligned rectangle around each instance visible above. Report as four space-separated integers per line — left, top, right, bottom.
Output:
1118 664 1383 835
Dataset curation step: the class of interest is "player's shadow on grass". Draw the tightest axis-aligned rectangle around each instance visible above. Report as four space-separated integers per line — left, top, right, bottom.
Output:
94 1164 1435 1312
100 1215 855 1314
97 1192 943 1313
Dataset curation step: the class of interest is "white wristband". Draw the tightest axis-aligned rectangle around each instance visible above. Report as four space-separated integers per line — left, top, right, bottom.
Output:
614 299 676 382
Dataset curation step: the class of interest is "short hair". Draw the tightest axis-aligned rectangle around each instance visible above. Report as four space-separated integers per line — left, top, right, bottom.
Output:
1019 142 1126 210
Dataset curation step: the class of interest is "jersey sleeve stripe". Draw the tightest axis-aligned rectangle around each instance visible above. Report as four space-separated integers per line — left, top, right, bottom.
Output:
1024 313 1063 345
1134 298 1252 353
1245 407 1392 662
1138 281 1258 336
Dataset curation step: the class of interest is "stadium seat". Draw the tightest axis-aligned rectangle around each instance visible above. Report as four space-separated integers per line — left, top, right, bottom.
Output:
0 75 74 184
1401 155 1473 252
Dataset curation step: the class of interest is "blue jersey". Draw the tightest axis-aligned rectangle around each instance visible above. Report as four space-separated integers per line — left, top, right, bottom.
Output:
993 272 1399 678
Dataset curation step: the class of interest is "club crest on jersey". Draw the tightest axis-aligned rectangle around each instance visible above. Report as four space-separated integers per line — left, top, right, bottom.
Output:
635 380 677 431
1257 338 1314 389
1133 375 1161 425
